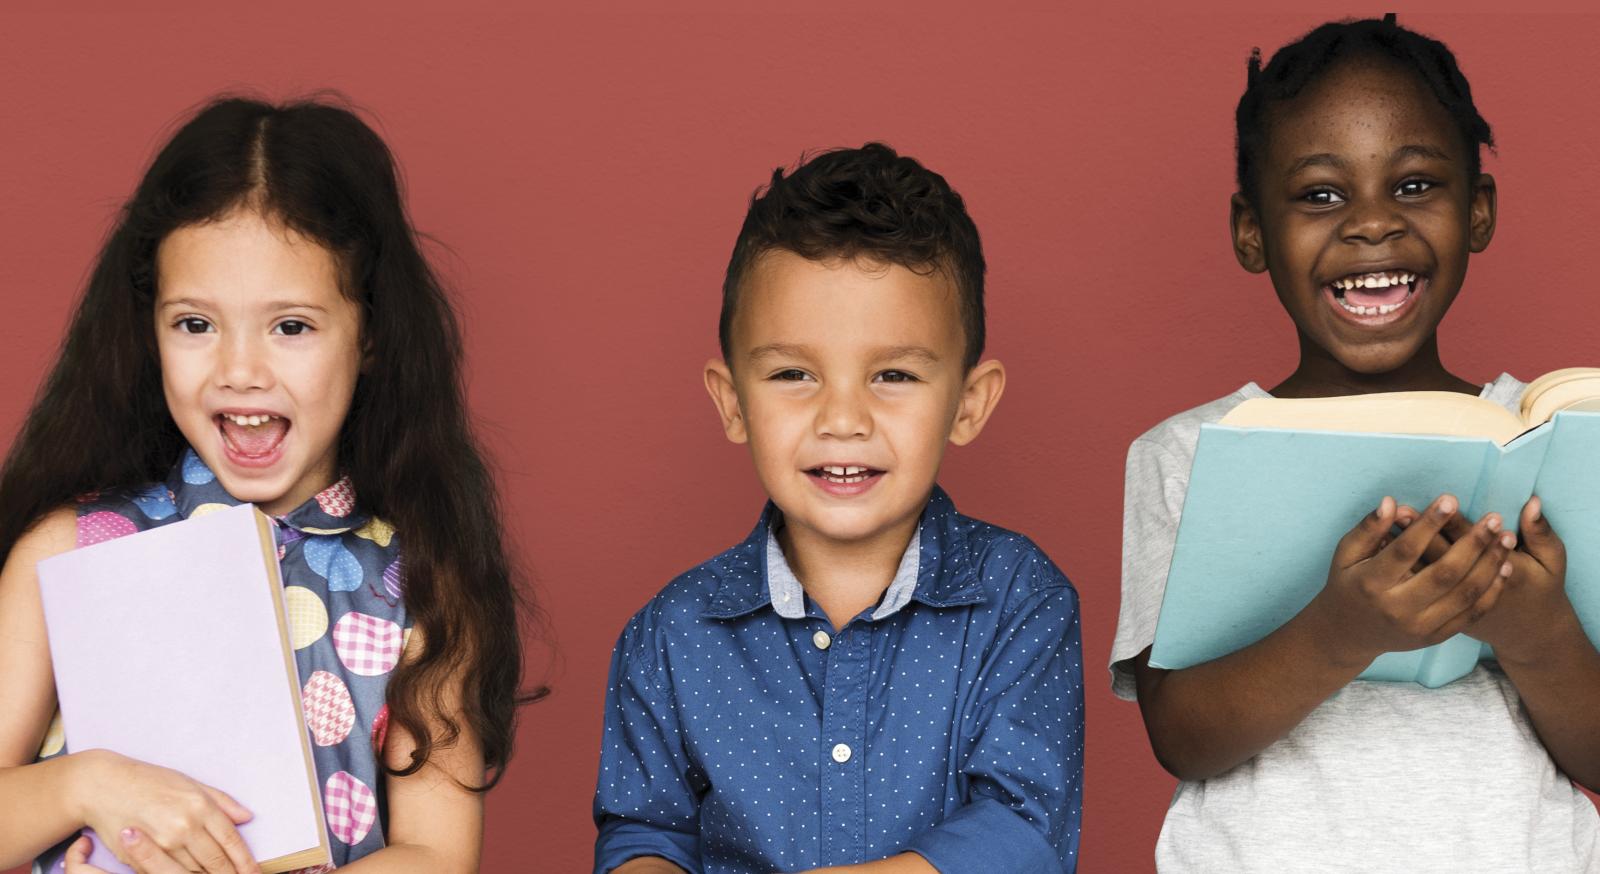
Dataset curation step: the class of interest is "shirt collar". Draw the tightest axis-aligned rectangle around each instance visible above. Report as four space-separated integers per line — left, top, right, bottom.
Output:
164 447 370 535
701 485 985 621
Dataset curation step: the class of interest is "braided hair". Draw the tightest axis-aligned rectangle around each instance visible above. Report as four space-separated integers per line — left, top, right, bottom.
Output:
1235 14 1494 206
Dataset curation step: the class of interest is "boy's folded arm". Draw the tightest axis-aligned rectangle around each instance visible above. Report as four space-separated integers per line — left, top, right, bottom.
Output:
903 582 1084 874
593 627 703 874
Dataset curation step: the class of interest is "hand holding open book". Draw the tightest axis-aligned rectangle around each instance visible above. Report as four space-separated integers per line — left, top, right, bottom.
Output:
1152 368 1600 687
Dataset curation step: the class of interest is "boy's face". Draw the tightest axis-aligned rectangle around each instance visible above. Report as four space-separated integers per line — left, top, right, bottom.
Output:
706 251 1003 549
1232 60 1497 376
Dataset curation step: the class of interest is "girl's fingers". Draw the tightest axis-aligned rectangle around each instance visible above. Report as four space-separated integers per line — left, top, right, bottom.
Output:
1367 495 1459 581
201 786 253 826
1334 496 1397 568
118 828 191 874
1424 529 1513 633
1520 496 1567 573
204 806 260 874
63 835 111 874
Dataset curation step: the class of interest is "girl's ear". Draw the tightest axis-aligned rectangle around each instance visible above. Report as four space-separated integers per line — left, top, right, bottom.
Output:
704 358 747 444
1468 173 1497 253
1230 193 1268 273
949 359 1006 447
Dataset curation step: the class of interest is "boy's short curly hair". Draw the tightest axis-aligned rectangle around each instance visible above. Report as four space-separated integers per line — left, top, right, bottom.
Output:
719 143 986 370
1236 14 1494 207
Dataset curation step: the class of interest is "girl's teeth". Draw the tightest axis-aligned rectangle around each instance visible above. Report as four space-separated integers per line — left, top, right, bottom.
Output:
1333 271 1418 291
224 413 278 427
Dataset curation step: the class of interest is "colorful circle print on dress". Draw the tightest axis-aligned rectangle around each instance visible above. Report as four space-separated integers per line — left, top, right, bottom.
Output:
302 670 356 747
324 770 378 845
333 612 403 677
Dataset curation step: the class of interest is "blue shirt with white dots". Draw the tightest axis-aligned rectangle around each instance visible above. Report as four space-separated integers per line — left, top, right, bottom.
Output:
593 487 1084 873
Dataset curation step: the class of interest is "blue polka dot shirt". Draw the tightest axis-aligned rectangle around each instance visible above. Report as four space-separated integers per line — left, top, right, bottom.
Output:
593 487 1084 873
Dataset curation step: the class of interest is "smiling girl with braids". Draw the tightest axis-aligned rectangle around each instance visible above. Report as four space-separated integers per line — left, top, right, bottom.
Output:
1111 15 1600 872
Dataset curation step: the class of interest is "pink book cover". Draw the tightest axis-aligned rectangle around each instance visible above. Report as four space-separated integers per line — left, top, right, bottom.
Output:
37 502 330 873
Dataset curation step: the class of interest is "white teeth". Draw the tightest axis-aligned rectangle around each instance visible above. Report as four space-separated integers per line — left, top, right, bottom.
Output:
223 413 278 427
1334 271 1420 291
818 465 873 483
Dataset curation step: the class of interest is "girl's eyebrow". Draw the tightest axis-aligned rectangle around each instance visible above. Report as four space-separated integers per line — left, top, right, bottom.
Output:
1393 143 1452 163
156 297 327 313
1287 152 1346 175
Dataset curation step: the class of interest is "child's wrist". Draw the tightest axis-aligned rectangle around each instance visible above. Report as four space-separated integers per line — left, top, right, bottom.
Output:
1297 595 1380 674
62 748 115 823
1492 602 1585 670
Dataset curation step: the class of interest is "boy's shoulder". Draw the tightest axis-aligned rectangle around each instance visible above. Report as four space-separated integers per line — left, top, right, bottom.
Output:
946 506 1076 613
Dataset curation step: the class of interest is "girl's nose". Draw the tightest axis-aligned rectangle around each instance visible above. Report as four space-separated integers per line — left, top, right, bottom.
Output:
216 334 273 392
1339 197 1406 246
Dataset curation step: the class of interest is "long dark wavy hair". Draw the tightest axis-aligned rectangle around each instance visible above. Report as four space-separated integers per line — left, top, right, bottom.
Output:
0 96 543 788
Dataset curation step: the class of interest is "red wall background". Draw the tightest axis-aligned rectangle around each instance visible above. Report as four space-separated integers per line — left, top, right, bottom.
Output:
4 6 1598 872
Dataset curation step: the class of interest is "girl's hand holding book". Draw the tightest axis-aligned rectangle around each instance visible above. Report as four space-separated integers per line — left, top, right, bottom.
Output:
1309 495 1514 669
70 749 260 874
1422 496 1579 668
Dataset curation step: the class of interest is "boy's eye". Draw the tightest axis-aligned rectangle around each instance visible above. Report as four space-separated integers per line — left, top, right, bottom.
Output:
1301 188 1345 206
176 317 213 334
874 370 919 384
770 368 812 382
1395 179 1435 197
273 320 310 336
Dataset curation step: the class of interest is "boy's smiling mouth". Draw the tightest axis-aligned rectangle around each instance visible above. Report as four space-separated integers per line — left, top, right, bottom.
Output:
1323 269 1426 325
805 464 886 496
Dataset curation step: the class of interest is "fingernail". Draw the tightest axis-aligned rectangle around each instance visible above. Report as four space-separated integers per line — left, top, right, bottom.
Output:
1501 533 1517 549
1438 496 1457 515
120 827 138 845
1487 514 1502 532
1397 516 1412 528
1531 497 1544 521
1501 561 1514 577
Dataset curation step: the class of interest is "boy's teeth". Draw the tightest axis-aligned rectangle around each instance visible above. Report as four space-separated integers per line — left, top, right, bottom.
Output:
822 465 866 476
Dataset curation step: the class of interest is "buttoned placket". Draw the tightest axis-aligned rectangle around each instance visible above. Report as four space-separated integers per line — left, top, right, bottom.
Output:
818 616 871 865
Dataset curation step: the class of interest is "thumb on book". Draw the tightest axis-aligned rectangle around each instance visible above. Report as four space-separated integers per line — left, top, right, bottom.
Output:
1336 496 1396 566
1520 496 1566 570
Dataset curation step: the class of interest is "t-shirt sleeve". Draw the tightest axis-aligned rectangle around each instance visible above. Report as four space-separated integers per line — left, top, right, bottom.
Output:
1110 435 1189 700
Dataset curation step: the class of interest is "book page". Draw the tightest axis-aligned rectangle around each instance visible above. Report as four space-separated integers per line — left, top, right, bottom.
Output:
1220 391 1527 444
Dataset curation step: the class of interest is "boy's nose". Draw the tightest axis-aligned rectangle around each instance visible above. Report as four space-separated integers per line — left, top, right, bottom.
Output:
1339 198 1406 245
814 384 872 440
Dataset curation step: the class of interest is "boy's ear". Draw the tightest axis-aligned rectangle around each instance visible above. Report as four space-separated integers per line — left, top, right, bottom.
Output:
704 358 748 444
949 359 1006 447
1469 173 1497 253
1230 193 1268 273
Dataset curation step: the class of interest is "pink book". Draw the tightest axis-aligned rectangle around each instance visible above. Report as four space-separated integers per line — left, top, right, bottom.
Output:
37 502 330 873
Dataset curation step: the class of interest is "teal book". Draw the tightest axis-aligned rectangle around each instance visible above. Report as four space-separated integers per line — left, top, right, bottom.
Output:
1149 370 1600 687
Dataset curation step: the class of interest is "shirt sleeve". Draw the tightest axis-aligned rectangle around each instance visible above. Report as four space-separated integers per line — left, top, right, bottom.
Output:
1109 436 1188 700
593 615 702 874
906 577 1085 874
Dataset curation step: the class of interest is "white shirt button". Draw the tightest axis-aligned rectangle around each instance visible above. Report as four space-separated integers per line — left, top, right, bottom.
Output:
831 743 852 763
813 630 832 650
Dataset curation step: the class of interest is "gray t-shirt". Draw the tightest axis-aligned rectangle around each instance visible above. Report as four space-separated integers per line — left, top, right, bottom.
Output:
1112 375 1600 873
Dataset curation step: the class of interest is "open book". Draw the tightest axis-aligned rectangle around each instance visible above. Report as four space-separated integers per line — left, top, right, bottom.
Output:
37 503 331 872
1150 368 1600 687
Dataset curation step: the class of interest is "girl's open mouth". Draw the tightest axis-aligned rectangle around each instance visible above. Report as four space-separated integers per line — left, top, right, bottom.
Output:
217 412 290 466
1324 270 1425 325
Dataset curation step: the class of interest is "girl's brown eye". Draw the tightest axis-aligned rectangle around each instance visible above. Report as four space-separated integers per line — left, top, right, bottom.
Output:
178 318 211 334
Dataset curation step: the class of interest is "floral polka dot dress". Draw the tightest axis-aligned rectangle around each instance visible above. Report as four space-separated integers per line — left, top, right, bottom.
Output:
33 449 409 873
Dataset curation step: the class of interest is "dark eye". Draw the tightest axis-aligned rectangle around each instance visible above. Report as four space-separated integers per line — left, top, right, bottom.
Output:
177 317 212 334
1302 188 1345 206
771 369 811 381
875 370 918 384
273 320 310 336
1396 179 1435 197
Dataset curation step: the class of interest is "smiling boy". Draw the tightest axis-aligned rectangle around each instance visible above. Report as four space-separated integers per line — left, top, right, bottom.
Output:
594 144 1084 874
